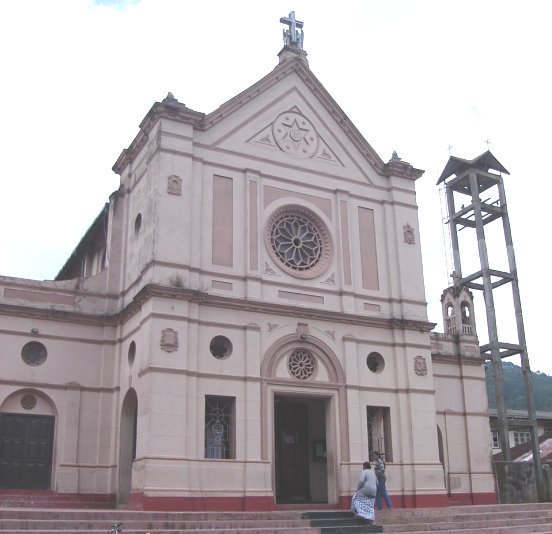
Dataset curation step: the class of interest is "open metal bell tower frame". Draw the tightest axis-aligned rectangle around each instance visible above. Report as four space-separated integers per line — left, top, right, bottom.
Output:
438 151 543 496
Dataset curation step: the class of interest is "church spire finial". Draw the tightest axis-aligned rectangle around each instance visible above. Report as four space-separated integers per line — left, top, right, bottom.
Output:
280 11 304 50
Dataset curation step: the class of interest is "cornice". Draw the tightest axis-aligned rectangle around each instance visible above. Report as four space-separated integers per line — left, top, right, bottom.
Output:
113 98 205 175
431 352 485 366
383 159 425 181
0 301 118 326
132 284 435 332
1 283 435 333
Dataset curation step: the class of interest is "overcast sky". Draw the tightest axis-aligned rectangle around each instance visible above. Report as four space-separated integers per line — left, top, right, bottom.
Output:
1 0 551 375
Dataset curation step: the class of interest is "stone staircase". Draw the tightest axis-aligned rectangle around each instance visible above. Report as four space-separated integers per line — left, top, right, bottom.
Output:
0 503 550 533
0 490 115 509
376 502 552 533
0 508 381 534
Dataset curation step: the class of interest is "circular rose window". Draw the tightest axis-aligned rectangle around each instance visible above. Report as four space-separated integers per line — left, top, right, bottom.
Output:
266 206 332 279
288 350 316 380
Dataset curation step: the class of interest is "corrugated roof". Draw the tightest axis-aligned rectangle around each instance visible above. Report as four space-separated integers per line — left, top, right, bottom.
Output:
437 150 509 184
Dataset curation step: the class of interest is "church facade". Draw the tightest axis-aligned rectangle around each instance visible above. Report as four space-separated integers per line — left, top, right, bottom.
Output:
0 31 495 510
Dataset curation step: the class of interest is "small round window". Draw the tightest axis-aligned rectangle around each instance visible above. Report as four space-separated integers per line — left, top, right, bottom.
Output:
21 341 47 366
288 349 316 380
210 336 232 359
366 352 385 374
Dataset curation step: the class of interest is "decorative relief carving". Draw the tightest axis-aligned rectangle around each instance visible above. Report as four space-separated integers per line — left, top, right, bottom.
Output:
248 127 277 150
258 134 272 145
273 111 318 158
268 322 280 332
248 110 342 165
403 223 415 245
414 355 428 376
167 175 182 196
21 394 37 410
324 330 336 340
296 322 309 340
323 273 335 284
264 262 276 275
161 328 179 352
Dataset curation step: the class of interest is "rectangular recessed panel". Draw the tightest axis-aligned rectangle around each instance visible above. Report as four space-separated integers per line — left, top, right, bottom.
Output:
340 200 351 285
212 176 234 267
212 280 233 291
358 207 379 290
278 290 324 304
249 181 258 271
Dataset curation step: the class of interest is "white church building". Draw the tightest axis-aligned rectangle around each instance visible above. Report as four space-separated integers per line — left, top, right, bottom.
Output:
0 13 495 511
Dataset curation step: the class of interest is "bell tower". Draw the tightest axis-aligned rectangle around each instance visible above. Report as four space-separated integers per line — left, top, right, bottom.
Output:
441 281 477 339
437 151 542 495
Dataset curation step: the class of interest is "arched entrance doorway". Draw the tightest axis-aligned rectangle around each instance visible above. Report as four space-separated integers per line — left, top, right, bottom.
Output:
118 388 137 504
261 332 348 505
0 390 56 489
274 394 329 503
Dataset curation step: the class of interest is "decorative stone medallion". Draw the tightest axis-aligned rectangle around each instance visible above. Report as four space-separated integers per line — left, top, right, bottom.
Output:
272 111 318 158
21 394 37 410
288 350 316 380
414 355 428 376
167 175 182 196
161 328 179 352
403 223 415 245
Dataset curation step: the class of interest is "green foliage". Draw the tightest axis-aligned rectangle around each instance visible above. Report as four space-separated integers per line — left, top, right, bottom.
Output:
485 361 552 411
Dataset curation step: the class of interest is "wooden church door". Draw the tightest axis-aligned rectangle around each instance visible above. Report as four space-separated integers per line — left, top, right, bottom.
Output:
0 413 54 489
274 398 310 502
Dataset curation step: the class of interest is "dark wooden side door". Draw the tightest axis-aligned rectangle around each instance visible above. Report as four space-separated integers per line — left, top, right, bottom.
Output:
274 399 310 502
0 413 54 489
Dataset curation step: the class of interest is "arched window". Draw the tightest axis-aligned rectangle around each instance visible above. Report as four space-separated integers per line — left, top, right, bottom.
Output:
445 304 456 334
461 302 473 334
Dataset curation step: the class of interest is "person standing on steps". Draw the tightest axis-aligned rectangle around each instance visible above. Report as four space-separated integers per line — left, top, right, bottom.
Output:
351 461 377 525
373 451 393 510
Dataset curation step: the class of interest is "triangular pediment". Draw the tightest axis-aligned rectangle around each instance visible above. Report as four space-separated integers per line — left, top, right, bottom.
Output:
198 57 391 184
246 106 343 166
114 56 422 183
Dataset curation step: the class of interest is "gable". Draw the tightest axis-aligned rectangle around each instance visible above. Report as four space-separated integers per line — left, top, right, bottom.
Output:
196 59 388 188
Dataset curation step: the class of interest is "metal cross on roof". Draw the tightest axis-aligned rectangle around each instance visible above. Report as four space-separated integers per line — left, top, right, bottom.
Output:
280 11 304 49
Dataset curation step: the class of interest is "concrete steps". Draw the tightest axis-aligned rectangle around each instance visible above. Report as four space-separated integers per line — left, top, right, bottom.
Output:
0 508 381 534
0 503 550 533
0 490 115 509
303 511 382 532
376 503 552 533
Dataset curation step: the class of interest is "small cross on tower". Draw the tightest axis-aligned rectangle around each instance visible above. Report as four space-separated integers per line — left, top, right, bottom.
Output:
280 11 304 49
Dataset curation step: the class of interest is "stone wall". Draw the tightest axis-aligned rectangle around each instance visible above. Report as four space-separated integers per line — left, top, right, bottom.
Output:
493 461 537 503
